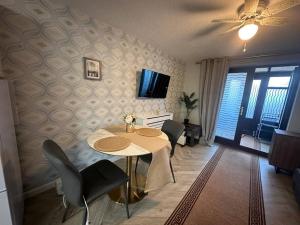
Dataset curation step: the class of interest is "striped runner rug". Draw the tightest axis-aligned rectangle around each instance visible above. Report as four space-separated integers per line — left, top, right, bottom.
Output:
165 146 266 225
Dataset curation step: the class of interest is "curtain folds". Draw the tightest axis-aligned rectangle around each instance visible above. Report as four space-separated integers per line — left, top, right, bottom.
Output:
199 58 229 145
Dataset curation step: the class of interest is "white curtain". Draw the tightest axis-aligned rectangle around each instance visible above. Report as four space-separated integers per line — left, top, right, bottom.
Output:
199 58 229 145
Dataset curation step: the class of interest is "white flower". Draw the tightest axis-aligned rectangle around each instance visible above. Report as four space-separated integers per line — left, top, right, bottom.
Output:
123 113 136 124
125 115 133 123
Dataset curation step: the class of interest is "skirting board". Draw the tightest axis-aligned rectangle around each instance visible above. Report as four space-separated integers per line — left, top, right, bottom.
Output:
23 180 56 199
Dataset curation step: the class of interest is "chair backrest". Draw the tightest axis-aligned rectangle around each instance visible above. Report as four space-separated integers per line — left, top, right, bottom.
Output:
261 113 281 125
162 120 185 157
43 140 83 207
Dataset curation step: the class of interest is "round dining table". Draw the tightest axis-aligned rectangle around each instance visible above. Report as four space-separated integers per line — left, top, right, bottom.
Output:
87 125 173 203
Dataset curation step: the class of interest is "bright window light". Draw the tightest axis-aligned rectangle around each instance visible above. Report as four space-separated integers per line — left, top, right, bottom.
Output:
268 77 291 88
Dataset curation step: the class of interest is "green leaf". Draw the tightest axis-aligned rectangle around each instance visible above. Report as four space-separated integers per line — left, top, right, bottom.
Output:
190 99 198 105
180 92 199 112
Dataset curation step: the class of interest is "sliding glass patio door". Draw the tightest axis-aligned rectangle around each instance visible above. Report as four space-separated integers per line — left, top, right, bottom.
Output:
216 65 299 153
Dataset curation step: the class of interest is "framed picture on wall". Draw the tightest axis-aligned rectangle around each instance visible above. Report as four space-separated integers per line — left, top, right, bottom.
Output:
83 57 102 80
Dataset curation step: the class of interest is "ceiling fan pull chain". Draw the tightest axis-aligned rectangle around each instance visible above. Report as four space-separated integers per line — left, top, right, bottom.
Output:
243 42 247 52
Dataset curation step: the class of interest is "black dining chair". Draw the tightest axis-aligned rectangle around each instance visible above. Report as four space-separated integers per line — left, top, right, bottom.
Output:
43 140 129 225
135 120 185 183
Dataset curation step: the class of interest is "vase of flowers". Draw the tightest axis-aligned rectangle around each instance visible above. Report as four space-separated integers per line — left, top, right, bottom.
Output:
123 113 136 133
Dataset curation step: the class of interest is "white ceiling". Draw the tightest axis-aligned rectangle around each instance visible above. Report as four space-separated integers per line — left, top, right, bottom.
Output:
64 0 300 62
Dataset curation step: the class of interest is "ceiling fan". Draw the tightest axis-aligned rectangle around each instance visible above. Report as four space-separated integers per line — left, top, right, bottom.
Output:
212 0 300 51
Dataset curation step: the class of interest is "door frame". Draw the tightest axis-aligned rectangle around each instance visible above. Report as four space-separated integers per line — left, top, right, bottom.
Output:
281 67 300 129
232 66 255 145
215 64 300 154
236 68 300 144
214 66 253 146
236 71 293 140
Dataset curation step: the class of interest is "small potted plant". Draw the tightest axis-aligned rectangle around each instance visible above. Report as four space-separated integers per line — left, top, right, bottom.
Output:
123 113 136 133
179 92 198 124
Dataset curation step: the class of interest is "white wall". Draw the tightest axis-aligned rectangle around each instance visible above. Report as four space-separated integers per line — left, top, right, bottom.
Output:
182 62 200 124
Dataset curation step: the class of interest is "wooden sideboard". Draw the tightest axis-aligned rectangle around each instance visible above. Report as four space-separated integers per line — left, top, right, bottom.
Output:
269 129 300 173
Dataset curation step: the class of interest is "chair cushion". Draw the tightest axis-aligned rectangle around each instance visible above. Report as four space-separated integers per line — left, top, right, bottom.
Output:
293 168 300 205
81 160 128 202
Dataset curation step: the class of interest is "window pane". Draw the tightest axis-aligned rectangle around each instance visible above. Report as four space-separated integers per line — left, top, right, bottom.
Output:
261 89 288 123
246 80 261 119
270 66 297 72
268 76 290 88
255 67 268 73
216 72 247 140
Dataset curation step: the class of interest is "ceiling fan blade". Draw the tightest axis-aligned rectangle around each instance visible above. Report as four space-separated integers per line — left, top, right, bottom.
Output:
261 0 300 16
212 18 242 23
193 23 224 38
258 17 289 26
244 0 260 14
223 22 245 33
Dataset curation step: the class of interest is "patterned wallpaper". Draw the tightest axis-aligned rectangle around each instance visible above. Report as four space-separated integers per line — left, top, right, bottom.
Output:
0 0 185 191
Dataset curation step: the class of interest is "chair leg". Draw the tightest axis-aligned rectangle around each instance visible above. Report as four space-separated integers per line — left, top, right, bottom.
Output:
62 195 70 223
82 196 90 225
62 203 70 223
123 183 130 218
169 160 176 183
82 207 88 225
134 156 139 174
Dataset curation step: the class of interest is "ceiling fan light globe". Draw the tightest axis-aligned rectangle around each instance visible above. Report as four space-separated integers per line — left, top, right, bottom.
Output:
238 23 258 40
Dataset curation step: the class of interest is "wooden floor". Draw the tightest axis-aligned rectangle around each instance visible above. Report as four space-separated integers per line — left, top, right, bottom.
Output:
240 134 270 153
23 144 300 225
260 159 300 225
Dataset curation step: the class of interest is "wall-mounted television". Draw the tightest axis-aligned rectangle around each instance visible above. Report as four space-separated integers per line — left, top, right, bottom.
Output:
137 69 170 98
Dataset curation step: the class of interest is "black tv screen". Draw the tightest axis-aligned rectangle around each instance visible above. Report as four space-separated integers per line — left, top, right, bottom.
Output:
138 69 170 98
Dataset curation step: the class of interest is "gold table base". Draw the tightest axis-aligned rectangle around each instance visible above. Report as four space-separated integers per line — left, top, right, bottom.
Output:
108 156 147 204
108 174 147 204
